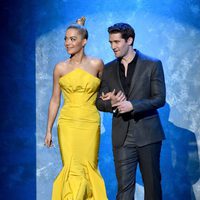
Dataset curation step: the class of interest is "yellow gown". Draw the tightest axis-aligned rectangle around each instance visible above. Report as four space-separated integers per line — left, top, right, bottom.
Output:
52 68 108 200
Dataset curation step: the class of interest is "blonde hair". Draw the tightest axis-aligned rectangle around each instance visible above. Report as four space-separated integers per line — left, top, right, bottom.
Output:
66 17 88 39
76 17 86 26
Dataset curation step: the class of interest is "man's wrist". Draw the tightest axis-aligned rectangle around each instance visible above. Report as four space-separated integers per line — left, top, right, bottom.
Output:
129 101 134 111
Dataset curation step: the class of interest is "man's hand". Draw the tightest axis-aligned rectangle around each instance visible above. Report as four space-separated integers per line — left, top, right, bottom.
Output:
112 101 133 114
100 89 126 106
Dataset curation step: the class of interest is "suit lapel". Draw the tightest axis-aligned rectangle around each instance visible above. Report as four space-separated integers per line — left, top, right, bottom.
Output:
128 51 143 97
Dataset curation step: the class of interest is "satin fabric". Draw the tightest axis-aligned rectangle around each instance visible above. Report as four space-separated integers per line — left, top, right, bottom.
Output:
52 68 107 200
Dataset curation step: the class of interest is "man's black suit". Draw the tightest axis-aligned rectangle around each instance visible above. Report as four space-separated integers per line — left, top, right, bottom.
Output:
96 50 166 200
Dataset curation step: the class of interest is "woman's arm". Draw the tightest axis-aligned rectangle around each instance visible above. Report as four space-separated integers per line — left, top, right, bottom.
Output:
97 59 104 78
44 64 61 147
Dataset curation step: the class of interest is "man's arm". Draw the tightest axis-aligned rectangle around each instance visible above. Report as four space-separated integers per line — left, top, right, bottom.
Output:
130 60 166 114
96 70 113 113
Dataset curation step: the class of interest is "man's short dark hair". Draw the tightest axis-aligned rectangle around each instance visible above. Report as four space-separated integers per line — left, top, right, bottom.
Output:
108 23 135 46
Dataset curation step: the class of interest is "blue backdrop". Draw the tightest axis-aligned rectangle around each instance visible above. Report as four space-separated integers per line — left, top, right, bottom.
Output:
1 0 200 200
0 0 36 199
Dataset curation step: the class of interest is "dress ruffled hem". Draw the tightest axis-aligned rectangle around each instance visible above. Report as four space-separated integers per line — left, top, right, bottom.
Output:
52 157 108 200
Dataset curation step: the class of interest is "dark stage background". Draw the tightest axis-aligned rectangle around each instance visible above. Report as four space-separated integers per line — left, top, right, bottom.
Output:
1 0 200 200
0 0 36 199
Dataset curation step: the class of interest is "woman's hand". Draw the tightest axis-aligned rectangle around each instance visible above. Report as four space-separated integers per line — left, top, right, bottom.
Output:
100 91 113 101
44 131 53 148
100 89 126 105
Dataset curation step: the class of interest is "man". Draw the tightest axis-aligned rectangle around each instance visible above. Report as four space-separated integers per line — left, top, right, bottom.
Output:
96 23 166 200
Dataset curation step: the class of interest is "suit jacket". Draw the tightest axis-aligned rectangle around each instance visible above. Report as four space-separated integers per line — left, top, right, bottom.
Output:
96 50 166 147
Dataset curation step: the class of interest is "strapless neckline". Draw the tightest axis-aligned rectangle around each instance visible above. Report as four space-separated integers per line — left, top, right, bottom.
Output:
59 68 100 82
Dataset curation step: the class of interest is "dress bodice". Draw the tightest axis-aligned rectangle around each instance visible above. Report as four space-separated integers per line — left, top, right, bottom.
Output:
59 68 100 106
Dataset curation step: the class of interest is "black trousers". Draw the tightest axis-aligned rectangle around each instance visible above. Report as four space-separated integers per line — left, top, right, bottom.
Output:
113 130 162 200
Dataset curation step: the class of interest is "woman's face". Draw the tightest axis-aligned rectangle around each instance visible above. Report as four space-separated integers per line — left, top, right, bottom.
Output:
64 28 86 55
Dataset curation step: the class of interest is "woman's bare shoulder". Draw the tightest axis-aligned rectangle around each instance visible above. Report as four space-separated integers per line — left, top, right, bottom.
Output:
87 56 104 69
86 57 104 78
53 60 70 77
88 56 103 64
55 60 70 70
55 60 69 68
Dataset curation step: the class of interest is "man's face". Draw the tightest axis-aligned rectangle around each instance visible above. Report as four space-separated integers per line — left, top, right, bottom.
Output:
109 33 130 58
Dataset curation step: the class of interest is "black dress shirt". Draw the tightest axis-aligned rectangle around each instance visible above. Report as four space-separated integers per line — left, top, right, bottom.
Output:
118 52 138 97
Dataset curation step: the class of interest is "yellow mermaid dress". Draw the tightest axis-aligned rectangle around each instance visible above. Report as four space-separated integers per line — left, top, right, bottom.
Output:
52 68 108 200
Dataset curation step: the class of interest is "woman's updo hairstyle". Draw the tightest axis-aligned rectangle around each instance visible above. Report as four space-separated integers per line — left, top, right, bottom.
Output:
67 17 88 40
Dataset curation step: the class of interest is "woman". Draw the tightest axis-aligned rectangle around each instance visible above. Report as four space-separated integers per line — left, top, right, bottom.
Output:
44 17 108 200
